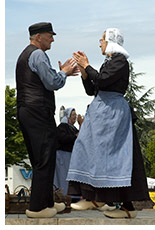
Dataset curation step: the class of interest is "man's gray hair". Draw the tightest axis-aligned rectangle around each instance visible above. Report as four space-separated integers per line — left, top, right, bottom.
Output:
29 34 37 40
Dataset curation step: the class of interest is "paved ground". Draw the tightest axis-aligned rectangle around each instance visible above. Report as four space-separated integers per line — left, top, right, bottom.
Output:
5 209 155 225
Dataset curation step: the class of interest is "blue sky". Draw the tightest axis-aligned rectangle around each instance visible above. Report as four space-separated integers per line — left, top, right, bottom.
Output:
5 0 155 123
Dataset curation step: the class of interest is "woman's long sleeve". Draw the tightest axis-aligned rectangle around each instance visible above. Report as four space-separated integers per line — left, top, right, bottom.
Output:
85 54 128 89
81 77 95 96
57 125 77 145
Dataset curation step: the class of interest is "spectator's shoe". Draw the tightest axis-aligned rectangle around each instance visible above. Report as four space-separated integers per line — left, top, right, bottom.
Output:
71 199 105 210
26 207 57 218
104 208 137 218
97 204 116 211
54 202 66 213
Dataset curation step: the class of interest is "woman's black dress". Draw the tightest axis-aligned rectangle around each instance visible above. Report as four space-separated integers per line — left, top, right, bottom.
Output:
68 53 150 202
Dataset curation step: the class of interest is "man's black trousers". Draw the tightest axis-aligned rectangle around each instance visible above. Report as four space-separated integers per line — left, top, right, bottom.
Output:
17 106 57 211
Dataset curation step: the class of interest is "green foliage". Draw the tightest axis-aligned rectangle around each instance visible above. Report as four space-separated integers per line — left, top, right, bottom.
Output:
146 130 155 178
125 61 155 122
125 62 155 176
5 85 29 168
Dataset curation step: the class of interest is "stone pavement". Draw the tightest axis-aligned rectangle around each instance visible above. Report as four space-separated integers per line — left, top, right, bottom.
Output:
5 209 155 225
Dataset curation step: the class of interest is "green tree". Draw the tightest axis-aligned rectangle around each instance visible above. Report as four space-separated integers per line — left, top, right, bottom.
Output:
146 130 155 178
5 85 29 168
125 62 155 174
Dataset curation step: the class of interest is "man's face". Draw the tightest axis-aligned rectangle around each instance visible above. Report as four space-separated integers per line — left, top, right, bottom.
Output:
39 32 54 51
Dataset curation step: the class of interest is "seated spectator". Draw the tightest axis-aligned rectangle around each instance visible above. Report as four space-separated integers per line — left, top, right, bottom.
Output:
54 108 83 195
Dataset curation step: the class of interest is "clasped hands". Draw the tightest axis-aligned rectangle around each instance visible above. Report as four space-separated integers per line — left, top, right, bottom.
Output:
58 58 80 76
73 51 89 69
72 51 89 79
58 51 89 79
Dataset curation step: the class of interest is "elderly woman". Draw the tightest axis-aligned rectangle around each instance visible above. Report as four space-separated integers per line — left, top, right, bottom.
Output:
67 28 150 218
54 108 82 195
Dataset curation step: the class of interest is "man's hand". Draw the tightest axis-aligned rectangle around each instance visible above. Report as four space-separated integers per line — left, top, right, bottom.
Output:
58 58 80 76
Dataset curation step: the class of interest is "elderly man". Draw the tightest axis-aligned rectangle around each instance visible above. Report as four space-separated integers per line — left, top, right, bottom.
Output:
16 22 78 218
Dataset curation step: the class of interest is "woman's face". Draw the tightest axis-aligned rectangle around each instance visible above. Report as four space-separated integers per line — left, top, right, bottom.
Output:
99 32 107 55
68 110 77 125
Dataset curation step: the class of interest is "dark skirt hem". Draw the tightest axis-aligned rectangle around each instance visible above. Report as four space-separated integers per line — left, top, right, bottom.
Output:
68 125 150 203
68 180 150 203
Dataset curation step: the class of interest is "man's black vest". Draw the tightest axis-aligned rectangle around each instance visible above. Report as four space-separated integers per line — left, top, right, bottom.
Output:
16 44 55 112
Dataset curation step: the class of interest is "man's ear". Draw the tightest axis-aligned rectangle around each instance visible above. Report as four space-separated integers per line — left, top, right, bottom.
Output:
35 33 41 41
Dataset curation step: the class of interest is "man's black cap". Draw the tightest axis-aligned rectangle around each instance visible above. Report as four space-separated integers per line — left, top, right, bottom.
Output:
29 22 56 36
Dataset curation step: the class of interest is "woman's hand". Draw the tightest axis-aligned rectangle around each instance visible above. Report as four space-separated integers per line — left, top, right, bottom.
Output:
77 114 84 127
77 64 88 80
73 51 89 69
